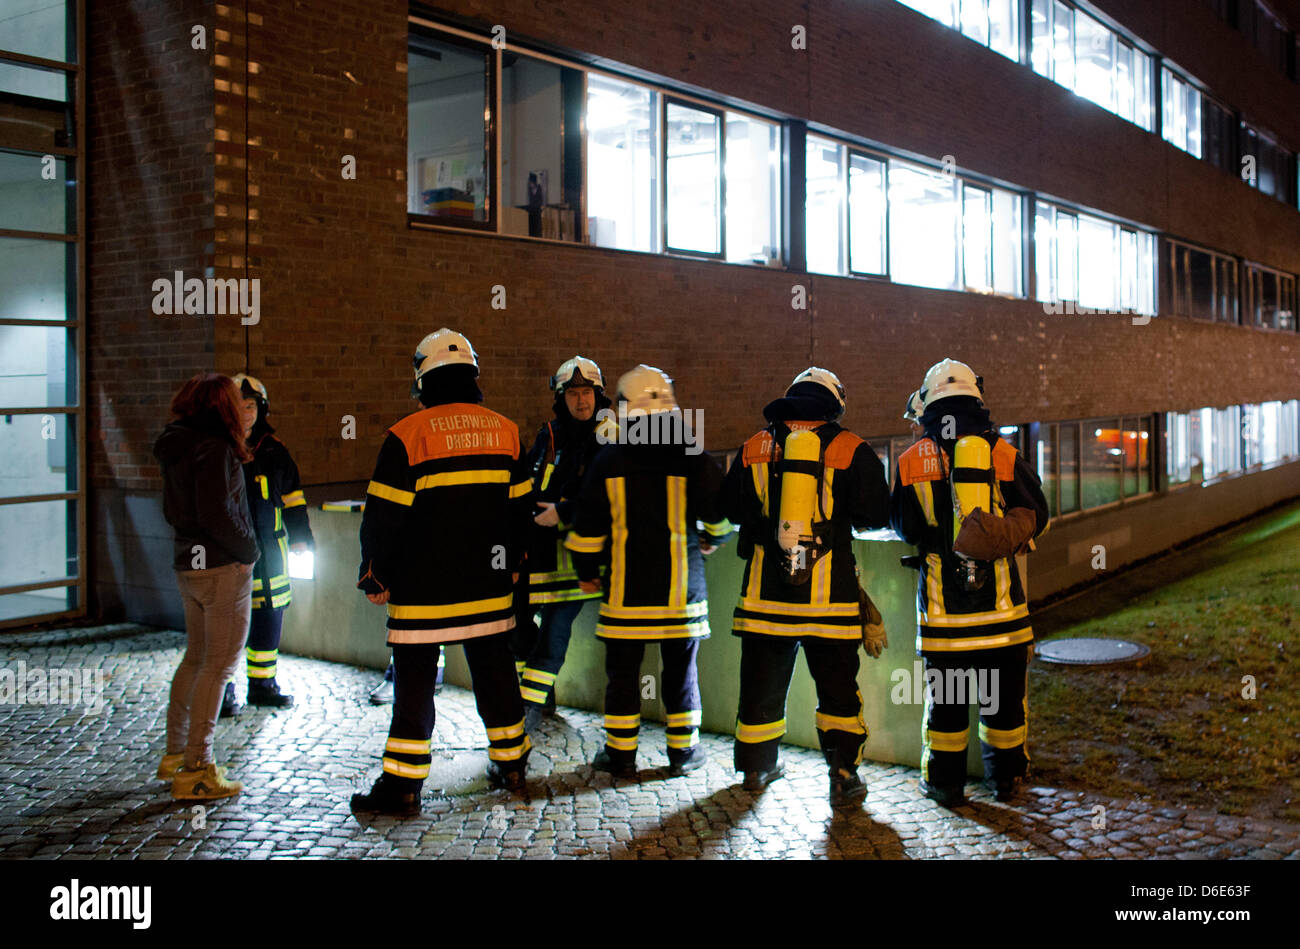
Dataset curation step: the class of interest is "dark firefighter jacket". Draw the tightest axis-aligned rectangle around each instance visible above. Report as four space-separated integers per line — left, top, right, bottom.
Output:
718 420 891 640
357 401 534 645
889 409 1049 655
564 440 731 641
243 425 314 611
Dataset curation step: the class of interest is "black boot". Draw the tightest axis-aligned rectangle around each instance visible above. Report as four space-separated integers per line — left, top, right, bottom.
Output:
591 748 637 778
742 763 784 792
485 762 527 793
830 767 868 807
247 677 294 708
351 774 421 817
219 681 242 718
920 779 966 808
666 745 707 777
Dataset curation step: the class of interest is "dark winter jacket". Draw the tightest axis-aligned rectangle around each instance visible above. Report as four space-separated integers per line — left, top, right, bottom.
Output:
155 417 260 570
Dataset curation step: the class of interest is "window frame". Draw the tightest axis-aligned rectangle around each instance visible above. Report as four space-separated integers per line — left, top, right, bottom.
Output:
661 96 726 259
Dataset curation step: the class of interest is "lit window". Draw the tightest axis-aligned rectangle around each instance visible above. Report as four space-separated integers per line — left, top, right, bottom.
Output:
1073 11 1115 112
848 153 887 276
963 186 993 293
586 74 659 252
724 113 781 265
805 136 845 275
1082 419 1122 508
898 0 1021 61
665 101 722 255
889 160 960 291
408 36 492 224
500 55 583 241
1037 202 1153 316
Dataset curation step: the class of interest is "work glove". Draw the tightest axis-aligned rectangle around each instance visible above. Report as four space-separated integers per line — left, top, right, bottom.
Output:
953 507 1037 561
859 587 887 659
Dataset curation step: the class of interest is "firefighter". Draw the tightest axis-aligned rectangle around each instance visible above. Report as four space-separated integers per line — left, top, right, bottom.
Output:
564 365 731 778
516 356 611 731
216 374 313 715
889 358 1048 807
350 329 534 817
719 368 891 806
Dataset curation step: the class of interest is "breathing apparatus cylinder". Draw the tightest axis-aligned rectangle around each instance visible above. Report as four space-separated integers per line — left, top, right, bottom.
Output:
952 435 993 591
776 429 821 582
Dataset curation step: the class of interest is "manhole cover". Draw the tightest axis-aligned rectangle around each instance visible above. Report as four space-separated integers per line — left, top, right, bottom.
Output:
1036 637 1150 666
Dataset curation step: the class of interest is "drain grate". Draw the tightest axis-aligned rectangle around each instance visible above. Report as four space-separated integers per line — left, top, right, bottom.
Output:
1036 637 1150 666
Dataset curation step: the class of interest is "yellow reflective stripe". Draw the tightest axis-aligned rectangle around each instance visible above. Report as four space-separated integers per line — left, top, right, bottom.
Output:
387 594 512 620
414 469 510 491
731 618 859 639
598 601 709 619
485 720 525 742
811 547 831 606
383 759 430 778
746 544 765 601
815 711 866 735
735 719 786 743
267 573 289 588
521 668 557 685
752 461 769 514
822 466 835 519
275 507 283 533
736 597 859 617
255 474 269 500
994 557 1012 612
666 733 700 749
268 590 292 609
604 734 639 751
247 666 276 678
979 722 1026 749
917 480 937 527
922 603 1030 627
281 490 306 508
564 533 607 554
666 476 687 608
701 519 731 538
367 480 414 506
603 713 640 729
926 728 970 753
540 463 555 492
608 478 627 609
665 710 702 728
519 686 549 704
385 737 432 755
919 628 1034 651
509 480 531 499
488 737 533 761
245 648 278 661
925 552 944 619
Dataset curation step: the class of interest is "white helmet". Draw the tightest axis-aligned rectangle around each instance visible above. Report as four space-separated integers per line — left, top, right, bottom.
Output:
903 389 924 423
413 328 478 394
551 355 605 394
788 367 846 420
919 358 983 410
231 373 268 407
616 364 678 415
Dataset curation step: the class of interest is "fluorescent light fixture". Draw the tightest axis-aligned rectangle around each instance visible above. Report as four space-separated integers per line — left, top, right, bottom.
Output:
288 549 315 580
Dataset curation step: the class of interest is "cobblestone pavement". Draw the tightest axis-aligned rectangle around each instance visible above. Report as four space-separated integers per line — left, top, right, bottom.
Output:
1 625 1297 861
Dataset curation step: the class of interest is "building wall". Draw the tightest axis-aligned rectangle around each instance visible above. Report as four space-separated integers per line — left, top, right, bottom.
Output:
84 0 1300 623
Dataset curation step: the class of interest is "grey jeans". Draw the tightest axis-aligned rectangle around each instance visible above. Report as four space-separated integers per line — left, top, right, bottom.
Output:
167 561 253 767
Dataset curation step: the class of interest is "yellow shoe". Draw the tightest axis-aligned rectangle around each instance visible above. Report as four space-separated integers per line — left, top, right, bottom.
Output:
172 762 242 801
157 753 185 780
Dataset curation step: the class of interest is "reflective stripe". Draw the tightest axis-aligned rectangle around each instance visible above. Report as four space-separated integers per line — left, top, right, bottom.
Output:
815 711 866 735
247 666 276 678
608 478 628 609
509 480 531 499
665 710 702 728
735 598 859 617
811 547 831 607
735 719 786 743
701 519 732 538
521 668 557 685
414 469 509 491
924 552 944 619
487 736 532 761
388 594 512 620
979 722 1026 749
921 602 1029 627
732 617 859 639
564 533 607 554
599 601 709 620
245 648 277 662
485 720 525 741
666 476 687 608
918 628 1034 652
281 490 306 508
383 759 430 778
540 462 555 492
519 686 549 704
605 734 639 751
385 737 432 755
994 557 1012 612
603 713 641 729
367 480 414 506
926 728 970 753
751 461 769 513
821 466 835 521
917 480 937 528
666 732 700 749
255 474 269 500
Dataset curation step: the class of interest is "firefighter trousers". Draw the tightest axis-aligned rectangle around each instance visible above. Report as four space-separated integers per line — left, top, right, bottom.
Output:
519 600 587 708
245 607 284 681
920 643 1029 789
734 636 866 774
602 638 702 765
380 634 530 790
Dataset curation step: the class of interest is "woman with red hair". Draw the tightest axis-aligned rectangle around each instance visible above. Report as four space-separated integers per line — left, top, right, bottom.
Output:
153 373 261 800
